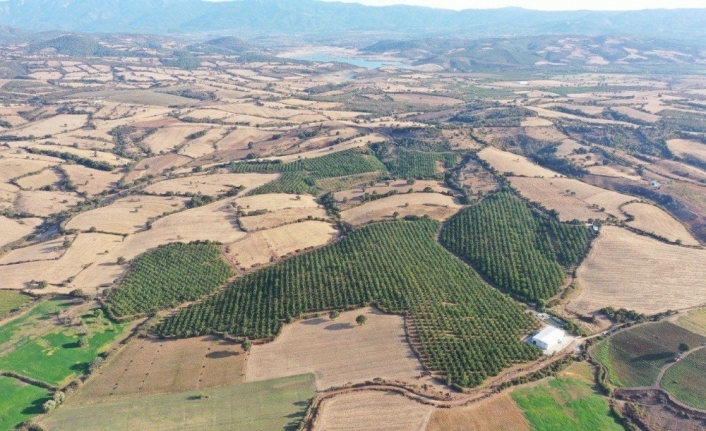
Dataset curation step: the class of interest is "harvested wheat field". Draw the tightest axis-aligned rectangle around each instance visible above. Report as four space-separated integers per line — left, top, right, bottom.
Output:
313 391 434 431
0 158 55 183
478 146 561 178
236 193 320 212
73 336 245 404
145 173 278 196
246 307 424 390
0 216 42 248
334 180 451 205
521 117 554 127
509 177 602 221
667 139 706 163
0 233 123 291
65 195 188 235
570 226 706 315
225 220 336 270
587 164 641 180
239 207 329 231
612 106 661 123
123 154 192 183
15 190 82 217
0 236 67 264
426 393 530 431
69 198 247 293
14 168 62 190
341 193 461 225
12 114 88 136
623 202 699 245
61 164 119 195
178 128 228 158
141 125 207 153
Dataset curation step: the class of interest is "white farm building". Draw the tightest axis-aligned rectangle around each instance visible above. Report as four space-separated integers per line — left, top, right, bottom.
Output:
531 326 565 350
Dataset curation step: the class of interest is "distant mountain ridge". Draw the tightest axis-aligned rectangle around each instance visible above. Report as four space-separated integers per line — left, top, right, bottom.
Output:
0 0 705 41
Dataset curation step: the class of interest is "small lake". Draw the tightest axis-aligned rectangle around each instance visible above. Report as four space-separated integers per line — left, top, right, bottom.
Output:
286 53 410 70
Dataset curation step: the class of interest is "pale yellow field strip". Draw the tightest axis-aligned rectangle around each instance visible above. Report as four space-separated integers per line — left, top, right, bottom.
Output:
623 202 699 245
341 193 462 225
478 146 562 178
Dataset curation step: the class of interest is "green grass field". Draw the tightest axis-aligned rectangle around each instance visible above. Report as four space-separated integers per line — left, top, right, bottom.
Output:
0 376 50 431
0 307 127 386
511 377 624 431
662 348 706 410
0 298 75 351
39 374 316 431
593 321 706 388
0 291 33 320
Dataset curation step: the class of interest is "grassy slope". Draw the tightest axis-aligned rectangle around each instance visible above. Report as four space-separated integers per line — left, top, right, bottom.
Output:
512 377 624 431
39 374 315 431
0 291 32 319
593 321 706 388
0 298 74 350
676 309 706 337
662 348 706 410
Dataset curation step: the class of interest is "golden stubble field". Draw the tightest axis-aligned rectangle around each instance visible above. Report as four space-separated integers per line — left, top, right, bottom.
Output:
72 336 245 404
570 226 706 315
341 193 462 225
246 308 426 390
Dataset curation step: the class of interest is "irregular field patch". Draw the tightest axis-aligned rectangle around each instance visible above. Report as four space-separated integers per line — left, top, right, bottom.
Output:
676 309 706 336
667 139 706 163
65 195 188 235
313 391 433 431
570 226 706 315
40 374 316 431
661 348 706 410
0 291 32 319
225 220 337 270
593 321 706 388
246 307 423 390
144 173 279 196
511 377 624 431
73 336 245 403
0 376 50 431
341 192 461 225
478 146 562 178
623 202 699 245
426 393 530 431
0 216 42 248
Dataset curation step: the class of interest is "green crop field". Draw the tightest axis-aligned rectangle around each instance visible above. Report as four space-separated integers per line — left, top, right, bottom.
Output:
39 374 315 431
385 149 458 179
0 376 50 431
0 291 32 319
0 298 75 351
250 171 320 195
156 219 541 388
441 192 591 302
512 377 624 431
106 241 233 318
676 309 706 337
662 348 706 410
593 321 706 388
0 309 127 386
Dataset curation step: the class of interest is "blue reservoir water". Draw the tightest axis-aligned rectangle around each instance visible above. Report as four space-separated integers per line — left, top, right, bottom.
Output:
288 53 409 70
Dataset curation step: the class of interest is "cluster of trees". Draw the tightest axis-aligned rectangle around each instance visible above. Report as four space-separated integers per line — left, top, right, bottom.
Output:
25 148 114 172
441 192 591 302
106 242 232 318
154 219 541 388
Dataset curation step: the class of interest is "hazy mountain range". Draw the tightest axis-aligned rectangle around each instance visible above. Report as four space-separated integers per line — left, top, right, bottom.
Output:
0 0 705 41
